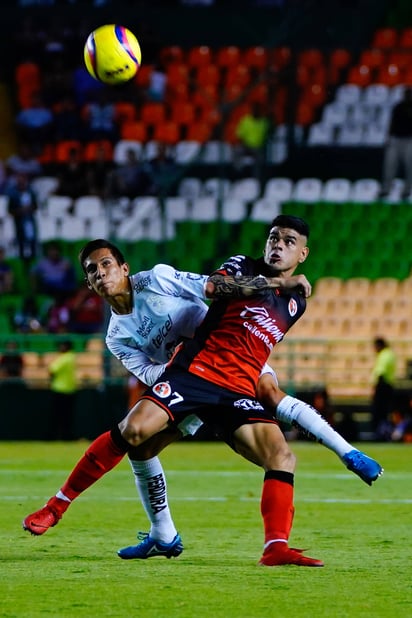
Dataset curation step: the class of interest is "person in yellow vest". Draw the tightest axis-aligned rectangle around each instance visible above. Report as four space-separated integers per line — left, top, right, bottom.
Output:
48 340 77 440
371 337 397 440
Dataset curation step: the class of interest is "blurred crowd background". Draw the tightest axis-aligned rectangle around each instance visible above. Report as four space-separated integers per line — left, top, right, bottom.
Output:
1 0 412 443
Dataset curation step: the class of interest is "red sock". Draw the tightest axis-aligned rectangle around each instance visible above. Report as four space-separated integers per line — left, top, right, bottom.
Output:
261 472 295 544
59 431 127 501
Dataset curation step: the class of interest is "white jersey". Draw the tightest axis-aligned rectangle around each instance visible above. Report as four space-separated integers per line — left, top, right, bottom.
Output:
106 264 208 387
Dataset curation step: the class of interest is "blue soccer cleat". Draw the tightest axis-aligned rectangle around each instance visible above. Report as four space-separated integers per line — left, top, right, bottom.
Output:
342 449 383 485
117 532 184 560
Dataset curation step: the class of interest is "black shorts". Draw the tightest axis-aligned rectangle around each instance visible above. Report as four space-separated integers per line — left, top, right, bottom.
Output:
141 367 278 448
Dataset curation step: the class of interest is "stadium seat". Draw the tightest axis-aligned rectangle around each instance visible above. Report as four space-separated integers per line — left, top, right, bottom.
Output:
73 196 104 220
372 27 398 49
202 177 231 199
351 178 380 202
152 121 180 144
174 141 201 164
228 178 260 202
336 125 363 146
221 198 248 223
190 197 219 221
335 84 362 105
242 46 268 71
307 123 335 146
120 120 149 142
114 102 137 124
140 102 166 126
45 195 73 218
250 198 280 222
58 215 87 240
83 139 113 161
186 122 214 143
263 177 293 203
177 177 203 200
399 27 412 48
215 46 241 71
363 84 390 106
200 141 233 164
346 64 372 87
321 178 352 202
31 176 59 207
195 64 220 89
362 124 387 146
187 45 213 70
113 140 144 164
55 140 83 163
292 178 323 203
169 101 196 126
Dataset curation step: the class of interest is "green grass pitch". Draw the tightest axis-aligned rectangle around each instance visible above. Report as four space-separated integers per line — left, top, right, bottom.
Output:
0 440 410 618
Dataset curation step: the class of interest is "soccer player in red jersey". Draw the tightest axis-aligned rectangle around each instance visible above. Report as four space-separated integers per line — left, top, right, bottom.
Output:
23 216 382 566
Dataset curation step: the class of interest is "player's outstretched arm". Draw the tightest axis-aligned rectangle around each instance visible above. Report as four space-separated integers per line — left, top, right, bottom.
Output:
206 274 311 299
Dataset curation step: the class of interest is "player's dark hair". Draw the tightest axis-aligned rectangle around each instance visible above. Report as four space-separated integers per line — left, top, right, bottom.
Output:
270 215 310 239
78 239 126 274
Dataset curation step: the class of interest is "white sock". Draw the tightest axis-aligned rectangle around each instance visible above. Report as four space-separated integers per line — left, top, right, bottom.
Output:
129 456 177 543
276 395 353 459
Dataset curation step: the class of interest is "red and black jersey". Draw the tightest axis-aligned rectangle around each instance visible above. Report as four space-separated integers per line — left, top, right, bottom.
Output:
173 254 306 397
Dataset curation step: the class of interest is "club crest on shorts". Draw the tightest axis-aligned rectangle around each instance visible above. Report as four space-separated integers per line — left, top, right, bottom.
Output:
153 382 172 398
288 298 298 317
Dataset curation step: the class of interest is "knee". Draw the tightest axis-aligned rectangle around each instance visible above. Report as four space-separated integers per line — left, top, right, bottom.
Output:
119 417 145 447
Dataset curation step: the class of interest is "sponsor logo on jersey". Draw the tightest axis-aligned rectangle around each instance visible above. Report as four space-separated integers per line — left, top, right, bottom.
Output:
186 272 205 281
136 315 155 338
288 298 298 317
234 398 264 411
153 382 172 398
133 274 151 293
152 314 173 349
240 305 284 347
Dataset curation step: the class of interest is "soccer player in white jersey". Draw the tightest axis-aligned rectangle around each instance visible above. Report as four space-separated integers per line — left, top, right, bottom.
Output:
24 235 382 561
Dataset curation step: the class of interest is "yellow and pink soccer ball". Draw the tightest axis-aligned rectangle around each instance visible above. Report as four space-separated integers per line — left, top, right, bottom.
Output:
84 24 142 85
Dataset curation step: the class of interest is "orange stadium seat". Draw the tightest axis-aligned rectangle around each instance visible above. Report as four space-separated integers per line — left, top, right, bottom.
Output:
160 45 184 66
186 122 214 143
140 102 166 125
196 64 221 88
187 46 213 70
166 63 189 88
347 64 372 86
114 102 137 124
169 101 196 126
372 27 398 49
399 28 412 48
359 48 386 70
376 63 403 86
272 47 291 70
242 46 268 71
120 120 147 141
55 140 83 163
298 48 324 69
215 46 241 70
152 120 180 144
224 64 250 89
83 139 113 161
134 64 154 88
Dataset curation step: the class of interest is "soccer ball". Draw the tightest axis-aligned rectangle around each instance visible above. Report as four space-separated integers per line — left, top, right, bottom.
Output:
84 24 142 85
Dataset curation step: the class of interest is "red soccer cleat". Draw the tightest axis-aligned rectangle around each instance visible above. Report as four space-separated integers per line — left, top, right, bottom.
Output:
22 497 69 536
258 542 324 567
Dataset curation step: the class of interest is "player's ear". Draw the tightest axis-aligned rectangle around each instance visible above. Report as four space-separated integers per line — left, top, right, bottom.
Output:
85 277 93 290
298 246 309 264
122 262 130 276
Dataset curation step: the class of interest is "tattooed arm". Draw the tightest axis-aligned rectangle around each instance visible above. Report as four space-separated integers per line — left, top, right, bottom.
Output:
205 273 312 299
